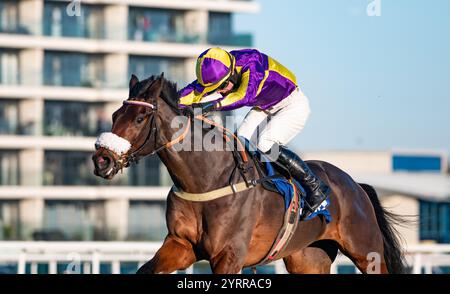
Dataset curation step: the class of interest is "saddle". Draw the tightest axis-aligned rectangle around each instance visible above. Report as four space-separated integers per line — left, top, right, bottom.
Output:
238 137 305 204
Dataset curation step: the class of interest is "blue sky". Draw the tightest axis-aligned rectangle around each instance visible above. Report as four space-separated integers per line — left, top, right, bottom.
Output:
235 0 450 154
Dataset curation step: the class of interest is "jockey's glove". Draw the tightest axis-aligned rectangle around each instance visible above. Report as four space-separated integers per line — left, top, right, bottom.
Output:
195 101 218 114
181 105 195 117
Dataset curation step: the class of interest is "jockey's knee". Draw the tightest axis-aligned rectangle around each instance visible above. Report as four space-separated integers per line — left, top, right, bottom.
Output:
236 125 254 142
258 141 281 161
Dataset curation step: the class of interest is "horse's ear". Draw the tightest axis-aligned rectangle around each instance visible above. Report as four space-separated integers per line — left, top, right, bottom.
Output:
146 74 165 99
129 74 139 89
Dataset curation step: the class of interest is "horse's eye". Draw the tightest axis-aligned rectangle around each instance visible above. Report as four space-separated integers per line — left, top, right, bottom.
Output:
136 116 145 124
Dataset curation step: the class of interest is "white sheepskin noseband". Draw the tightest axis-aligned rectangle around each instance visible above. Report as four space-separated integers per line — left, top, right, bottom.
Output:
95 132 131 155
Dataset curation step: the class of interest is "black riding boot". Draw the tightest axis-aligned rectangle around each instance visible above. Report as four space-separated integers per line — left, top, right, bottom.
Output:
275 146 331 218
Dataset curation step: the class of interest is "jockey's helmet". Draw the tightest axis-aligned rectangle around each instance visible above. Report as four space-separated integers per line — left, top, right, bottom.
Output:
195 47 236 93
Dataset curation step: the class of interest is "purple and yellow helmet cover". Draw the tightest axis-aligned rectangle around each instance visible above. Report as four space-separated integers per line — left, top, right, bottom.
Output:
195 47 235 93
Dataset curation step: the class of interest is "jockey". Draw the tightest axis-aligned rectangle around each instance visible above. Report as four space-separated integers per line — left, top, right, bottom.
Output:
179 47 330 217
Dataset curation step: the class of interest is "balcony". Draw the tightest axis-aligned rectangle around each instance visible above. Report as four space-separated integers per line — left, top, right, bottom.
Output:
43 151 125 186
0 151 20 186
208 33 253 47
44 101 111 137
128 7 192 44
0 1 31 36
128 55 187 87
43 200 108 241
1 1 257 47
43 1 105 39
0 100 20 135
44 51 106 88
0 200 20 240
43 151 170 187
0 50 20 86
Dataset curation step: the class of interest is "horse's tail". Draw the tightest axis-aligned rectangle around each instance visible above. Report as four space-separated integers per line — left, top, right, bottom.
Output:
359 183 407 274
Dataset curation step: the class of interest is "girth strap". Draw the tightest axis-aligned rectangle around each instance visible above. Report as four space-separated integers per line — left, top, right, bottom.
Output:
255 180 302 266
172 181 254 202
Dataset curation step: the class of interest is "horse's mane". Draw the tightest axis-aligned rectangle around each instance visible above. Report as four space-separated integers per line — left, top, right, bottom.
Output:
131 74 181 114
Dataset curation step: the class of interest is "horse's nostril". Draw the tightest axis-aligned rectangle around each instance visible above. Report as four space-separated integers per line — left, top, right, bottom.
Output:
97 156 111 169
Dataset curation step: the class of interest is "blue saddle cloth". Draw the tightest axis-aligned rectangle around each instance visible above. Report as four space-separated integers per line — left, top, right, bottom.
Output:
257 148 332 223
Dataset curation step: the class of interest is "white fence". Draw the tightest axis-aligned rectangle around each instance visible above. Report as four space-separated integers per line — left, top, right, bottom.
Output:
0 242 449 274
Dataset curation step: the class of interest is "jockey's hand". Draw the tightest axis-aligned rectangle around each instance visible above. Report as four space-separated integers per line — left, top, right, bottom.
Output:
195 101 218 114
181 105 194 117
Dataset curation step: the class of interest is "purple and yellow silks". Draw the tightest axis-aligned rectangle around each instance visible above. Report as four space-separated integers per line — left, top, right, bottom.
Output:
179 48 298 111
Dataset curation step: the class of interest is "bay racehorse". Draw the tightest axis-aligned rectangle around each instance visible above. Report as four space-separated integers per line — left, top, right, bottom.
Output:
92 74 406 274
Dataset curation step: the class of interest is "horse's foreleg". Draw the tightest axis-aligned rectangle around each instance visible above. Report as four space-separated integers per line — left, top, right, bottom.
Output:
136 235 196 274
210 245 247 274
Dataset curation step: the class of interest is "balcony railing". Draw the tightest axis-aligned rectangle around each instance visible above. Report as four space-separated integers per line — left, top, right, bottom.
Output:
1 22 252 47
0 25 31 35
208 33 253 47
0 121 34 136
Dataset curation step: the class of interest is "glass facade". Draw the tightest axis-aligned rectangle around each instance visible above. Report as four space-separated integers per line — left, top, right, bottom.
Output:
44 151 120 186
0 1 28 34
0 151 19 186
129 55 186 87
0 50 19 85
0 201 20 240
43 1 104 39
208 12 232 45
128 8 195 43
43 151 168 187
127 201 167 241
420 200 450 243
0 100 20 135
44 51 104 87
42 200 107 241
128 156 161 186
208 12 252 46
44 101 111 137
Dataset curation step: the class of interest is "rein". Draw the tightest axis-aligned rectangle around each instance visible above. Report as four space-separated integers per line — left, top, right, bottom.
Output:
116 99 254 201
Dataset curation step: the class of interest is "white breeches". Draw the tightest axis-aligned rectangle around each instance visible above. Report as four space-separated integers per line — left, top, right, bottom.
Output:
237 88 311 153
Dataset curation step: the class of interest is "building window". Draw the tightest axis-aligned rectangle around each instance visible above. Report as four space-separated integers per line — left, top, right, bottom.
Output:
420 200 450 243
0 50 19 85
129 55 186 87
44 51 104 88
0 201 20 240
43 151 124 186
0 1 22 34
207 12 252 46
392 154 442 173
128 8 189 43
44 101 111 137
43 151 168 187
0 100 19 135
128 156 162 186
208 12 232 45
44 1 104 39
0 151 19 185
42 200 106 241
127 201 167 241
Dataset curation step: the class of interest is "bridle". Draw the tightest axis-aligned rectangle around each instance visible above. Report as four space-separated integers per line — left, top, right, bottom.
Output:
110 97 248 174
114 99 191 170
